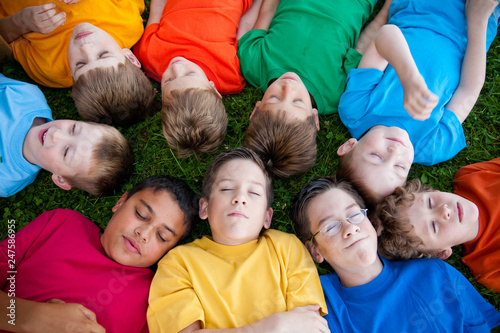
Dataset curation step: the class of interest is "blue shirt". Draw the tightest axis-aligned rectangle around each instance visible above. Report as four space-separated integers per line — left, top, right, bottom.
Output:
339 0 499 165
0 74 53 197
321 257 500 332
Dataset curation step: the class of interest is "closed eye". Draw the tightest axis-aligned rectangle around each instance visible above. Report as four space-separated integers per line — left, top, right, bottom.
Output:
99 51 109 58
370 152 383 160
136 210 145 220
431 221 437 233
395 164 405 170
157 231 166 242
64 146 69 158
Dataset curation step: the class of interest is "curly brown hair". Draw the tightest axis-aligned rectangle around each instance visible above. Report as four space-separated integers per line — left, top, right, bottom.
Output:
243 107 317 178
372 179 439 260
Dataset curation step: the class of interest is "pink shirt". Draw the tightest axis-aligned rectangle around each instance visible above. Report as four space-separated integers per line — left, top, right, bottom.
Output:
0 209 154 332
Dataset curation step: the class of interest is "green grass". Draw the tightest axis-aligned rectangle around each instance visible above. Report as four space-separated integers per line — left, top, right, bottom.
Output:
1 1 500 327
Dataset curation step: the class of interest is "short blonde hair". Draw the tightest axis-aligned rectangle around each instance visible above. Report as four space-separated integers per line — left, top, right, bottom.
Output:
372 179 438 260
243 108 317 178
161 88 227 157
63 123 134 196
72 58 155 127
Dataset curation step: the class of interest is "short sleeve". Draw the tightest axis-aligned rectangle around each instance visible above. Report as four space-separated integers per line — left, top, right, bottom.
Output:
237 29 267 89
412 108 466 165
277 232 327 316
147 248 205 333
338 68 384 138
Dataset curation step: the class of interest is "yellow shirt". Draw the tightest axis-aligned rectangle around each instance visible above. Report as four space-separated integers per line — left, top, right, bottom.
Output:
148 229 327 333
0 0 144 87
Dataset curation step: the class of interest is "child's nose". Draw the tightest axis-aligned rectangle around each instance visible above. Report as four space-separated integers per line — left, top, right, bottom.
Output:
342 221 360 238
231 191 247 205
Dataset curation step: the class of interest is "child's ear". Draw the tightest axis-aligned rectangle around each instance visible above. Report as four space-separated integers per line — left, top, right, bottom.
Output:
51 174 72 191
209 81 222 99
437 248 453 260
199 198 209 220
112 192 129 213
337 138 357 156
305 240 324 264
263 207 273 229
312 108 320 131
249 101 261 120
122 48 141 68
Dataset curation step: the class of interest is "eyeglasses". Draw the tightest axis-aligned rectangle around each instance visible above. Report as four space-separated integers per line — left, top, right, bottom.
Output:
310 209 368 244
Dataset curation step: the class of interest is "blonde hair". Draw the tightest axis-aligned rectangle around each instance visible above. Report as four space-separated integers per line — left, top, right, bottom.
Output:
243 108 317 178
372 179 438 260
63 123 134 195
72 58 155 127
161 88 227 157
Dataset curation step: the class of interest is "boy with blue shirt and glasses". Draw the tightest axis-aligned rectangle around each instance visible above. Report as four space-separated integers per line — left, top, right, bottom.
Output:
336 0 500 206
291 176 500 332
0 74 133 197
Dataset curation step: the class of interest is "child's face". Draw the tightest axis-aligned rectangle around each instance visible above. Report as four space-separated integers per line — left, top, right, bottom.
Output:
23 120 103 181
307 188 379 272
400 191 479 253
68 23 136 81
101 189 186 267
338 126 414 200
253 72 319 130
199 159 273 246
161 57 220 99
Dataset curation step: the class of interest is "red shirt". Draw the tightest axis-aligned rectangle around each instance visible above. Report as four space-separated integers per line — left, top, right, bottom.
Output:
133 0 251 94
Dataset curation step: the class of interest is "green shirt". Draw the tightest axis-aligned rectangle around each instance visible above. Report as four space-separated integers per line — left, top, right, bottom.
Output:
238 0 376 114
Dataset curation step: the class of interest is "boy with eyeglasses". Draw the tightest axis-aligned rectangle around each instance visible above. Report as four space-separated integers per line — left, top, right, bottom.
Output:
291 176 500 332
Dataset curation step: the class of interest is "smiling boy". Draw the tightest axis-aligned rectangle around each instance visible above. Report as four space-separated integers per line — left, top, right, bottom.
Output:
0 74 133 197
0 1 154 127
148 147 328 333
373 157 500 292
0 175 198 333
291 176 500 332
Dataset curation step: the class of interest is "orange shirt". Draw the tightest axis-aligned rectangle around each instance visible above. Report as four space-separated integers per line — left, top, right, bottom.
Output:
0 0 145 88
455 158 500 292
133 0 251 94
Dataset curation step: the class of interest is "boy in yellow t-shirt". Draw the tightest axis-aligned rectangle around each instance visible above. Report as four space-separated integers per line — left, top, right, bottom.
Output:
147 147 329 333
0 0 154 127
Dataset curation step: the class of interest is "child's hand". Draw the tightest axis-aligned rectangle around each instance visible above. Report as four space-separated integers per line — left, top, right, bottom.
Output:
401 73 438 121
257 305 330 333
26 300 105 333
465 0 498 26
20 4 66 35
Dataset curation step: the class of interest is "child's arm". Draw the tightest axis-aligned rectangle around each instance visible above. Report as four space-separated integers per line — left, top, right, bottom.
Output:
251 0 280 32
178 305 329 333
358 24 438 120
145 0 168 28
444 0 497 123
237 0 264 39
0 4 66 43
0 291 104 333
355 0 393 55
